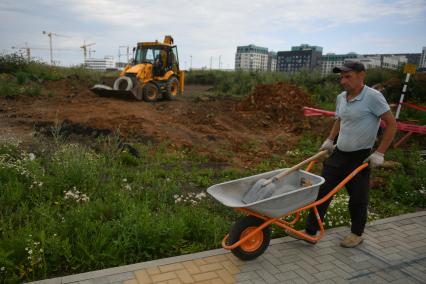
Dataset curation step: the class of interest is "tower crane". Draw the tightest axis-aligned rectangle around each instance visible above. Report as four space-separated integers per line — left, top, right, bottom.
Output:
80 41 96 63
42 30 70 65
11 42 32 60
11 42 71 61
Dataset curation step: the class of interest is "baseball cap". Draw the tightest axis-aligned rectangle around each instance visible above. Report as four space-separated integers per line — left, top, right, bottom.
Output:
333 61 366 73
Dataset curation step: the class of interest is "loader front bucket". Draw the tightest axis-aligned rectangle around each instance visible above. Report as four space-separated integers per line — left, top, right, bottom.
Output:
90 84 140 100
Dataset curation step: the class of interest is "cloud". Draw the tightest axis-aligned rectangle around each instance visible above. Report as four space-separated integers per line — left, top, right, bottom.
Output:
1 0 425 67
49 0 426 31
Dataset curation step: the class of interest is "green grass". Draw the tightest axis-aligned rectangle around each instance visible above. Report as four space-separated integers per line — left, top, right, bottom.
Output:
0 138 243 282
1 133 424 282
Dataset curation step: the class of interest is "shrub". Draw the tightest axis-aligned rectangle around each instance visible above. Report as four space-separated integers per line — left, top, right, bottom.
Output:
0 81 20 97
0 53 29 73
23 84 42 97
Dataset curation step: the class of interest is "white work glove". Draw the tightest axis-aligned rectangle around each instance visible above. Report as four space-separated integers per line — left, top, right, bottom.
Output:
364 151 384 168
319 139 334 154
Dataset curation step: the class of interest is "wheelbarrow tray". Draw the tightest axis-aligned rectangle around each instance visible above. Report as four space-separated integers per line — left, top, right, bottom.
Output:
207 169 325 218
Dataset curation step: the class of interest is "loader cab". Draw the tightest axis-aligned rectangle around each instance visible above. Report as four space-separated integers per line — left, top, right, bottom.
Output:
134 44 180 76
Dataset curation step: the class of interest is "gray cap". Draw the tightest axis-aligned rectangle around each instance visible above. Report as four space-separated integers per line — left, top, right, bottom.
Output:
333 61 366 73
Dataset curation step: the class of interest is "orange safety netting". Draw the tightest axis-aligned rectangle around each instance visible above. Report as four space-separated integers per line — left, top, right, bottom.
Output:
303 107 426 135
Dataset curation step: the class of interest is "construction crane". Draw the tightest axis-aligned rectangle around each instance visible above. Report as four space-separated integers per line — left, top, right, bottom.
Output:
80 40 96 63
88 48 96 59
11 42 70 61
42 30 70 65
11 42 32 60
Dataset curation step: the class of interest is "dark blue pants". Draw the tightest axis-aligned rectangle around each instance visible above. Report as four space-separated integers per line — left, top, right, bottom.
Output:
306 148 371 236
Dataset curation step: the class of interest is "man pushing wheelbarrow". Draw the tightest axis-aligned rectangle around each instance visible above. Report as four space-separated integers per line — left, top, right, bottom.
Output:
290 61 397 248
208 61 397 260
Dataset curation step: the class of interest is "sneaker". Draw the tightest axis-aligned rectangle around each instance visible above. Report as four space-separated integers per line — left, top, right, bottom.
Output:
340 233 363 248
285 229 317 244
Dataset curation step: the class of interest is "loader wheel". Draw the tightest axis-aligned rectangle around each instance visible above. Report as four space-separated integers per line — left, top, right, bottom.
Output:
113 76 133 91
227 216 271 260
143 83 159 102
165 77 179 100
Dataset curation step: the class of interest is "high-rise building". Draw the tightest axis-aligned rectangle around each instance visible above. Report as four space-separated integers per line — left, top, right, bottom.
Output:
235 44 269 71
267 51 277 72
319 53 358 76
277 44 323 73
419 47 426 68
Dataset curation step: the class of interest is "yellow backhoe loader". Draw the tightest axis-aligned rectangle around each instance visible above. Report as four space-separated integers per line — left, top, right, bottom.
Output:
91 35 184 102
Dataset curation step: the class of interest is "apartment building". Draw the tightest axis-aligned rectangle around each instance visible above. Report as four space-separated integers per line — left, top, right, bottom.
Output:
276 44 323 73
267 51 277 72
235 44 269 71
319 53 358 76
419 47 426 68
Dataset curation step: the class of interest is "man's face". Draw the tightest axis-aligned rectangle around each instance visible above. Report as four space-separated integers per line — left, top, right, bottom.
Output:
339 71 365 93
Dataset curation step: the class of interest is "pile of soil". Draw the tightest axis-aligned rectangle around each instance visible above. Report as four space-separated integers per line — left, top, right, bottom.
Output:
0 79 314 167
236 82 312 126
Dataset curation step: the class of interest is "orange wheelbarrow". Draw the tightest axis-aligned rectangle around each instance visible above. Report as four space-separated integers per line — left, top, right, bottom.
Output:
207 160 369 260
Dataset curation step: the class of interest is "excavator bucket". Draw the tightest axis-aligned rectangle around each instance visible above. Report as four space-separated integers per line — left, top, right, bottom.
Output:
90 84 140 100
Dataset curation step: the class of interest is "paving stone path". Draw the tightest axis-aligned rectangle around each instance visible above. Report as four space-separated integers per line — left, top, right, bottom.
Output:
32 211 426 284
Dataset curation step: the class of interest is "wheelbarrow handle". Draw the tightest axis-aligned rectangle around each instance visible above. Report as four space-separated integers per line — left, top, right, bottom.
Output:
272 150 329 182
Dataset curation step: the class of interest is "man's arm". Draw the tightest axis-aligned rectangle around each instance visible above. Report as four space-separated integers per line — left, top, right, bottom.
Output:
327 118 341 142
320 118 340 152
376 111 397 154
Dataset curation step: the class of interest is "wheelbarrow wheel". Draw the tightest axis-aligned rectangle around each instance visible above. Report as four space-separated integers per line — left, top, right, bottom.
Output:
227 215 271 260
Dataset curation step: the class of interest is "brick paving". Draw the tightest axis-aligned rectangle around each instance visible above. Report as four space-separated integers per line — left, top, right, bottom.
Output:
31 211 426 284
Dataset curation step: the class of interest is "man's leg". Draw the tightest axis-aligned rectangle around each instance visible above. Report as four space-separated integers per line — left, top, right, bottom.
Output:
345 167 370 236
339 167 370 248
305 164 345 234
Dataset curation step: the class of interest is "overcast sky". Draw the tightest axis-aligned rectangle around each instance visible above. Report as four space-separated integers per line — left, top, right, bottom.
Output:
1 0 425 69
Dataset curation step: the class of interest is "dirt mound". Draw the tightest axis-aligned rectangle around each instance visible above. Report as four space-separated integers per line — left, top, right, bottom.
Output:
0 79 311 167
236 82 311 125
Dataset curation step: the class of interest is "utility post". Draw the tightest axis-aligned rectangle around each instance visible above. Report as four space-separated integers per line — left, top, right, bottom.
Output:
218 55 222 70
396 64 416 119
190 55 192 70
